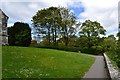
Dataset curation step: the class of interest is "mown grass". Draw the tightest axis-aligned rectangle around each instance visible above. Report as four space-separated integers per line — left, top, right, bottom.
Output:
2 46 95 78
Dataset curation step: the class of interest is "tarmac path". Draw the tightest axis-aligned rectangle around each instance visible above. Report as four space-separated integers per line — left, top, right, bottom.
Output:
83 55 110 80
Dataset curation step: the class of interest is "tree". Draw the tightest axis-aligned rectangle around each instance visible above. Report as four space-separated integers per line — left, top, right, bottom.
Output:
103 35 117 51
30 40 37 46
60 7 76 46
68 35 77 47
32 7 62 46
75 36 89 48
105 35 120 67
8 27 15 46
116 24 120 67
8 22 31 46
79 20 106 48
32 7 77 46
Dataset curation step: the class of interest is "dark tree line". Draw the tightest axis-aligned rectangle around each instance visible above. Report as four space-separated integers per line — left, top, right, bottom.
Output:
8 22 31 47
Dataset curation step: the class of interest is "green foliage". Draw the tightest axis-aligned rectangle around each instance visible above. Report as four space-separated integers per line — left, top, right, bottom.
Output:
116 47 120 68
75 36 89 48
32 7 62 46
30 40 38 47
59 7 77 46
32 7 108 55
105 35 120 69
36 45 80 53
96 46 103 53
79 20 106 48
2 46 95 78
79 47 96 55
79 47 92 54
32 7 78 46
103 35 117 52
8 27 15 46
8 22 31 47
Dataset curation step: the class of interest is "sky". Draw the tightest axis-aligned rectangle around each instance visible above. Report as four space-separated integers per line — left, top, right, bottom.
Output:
0 0 120 39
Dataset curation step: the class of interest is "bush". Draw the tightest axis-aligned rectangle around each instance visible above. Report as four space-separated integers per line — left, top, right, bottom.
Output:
106 47 120 69
35 45 103 55
79 46 104 55
36 45 81 53
79 47 96 55
30 40 38 47
116 48 120 68
96 46 103 54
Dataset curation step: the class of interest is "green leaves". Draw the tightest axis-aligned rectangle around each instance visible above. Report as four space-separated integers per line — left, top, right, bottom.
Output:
8 22 31 46
78 20 106 48
80 20 106 37
32 7 77 46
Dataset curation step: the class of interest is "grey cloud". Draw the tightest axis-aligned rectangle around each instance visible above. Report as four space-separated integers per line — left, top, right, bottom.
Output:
1 2 48 22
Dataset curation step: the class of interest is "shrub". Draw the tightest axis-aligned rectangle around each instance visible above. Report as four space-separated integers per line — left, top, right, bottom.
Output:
80 47 96 55
30 40 38 47
106 47 120 69
36 45 81 53
79 46 104 55
35 45 103 55
96 46 103 54
116 48 120 68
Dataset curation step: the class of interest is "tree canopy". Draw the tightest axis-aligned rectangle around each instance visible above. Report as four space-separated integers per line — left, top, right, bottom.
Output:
8 22 31 46
79 20 106 48
32 6 78 46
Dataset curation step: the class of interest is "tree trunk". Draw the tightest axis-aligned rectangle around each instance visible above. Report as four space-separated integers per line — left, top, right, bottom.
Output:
48 26 50 46
55 27 57 46
65 26 68 46
52 27 54 45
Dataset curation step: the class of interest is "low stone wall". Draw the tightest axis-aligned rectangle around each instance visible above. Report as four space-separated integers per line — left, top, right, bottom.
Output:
103 53 120 80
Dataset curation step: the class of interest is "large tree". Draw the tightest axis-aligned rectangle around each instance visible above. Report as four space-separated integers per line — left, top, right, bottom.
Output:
79 20 106 48
60 7 76 46
8 22 31 46
32 7 62 46
103 35 117 51
32 7 77 46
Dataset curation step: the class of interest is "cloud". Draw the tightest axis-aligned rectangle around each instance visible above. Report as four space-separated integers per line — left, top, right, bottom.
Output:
1 1 72 28
77 0 119 37
1 0 119 38
68 1 83 8
1 1 72 24
1 2 48 23
7 23 14 27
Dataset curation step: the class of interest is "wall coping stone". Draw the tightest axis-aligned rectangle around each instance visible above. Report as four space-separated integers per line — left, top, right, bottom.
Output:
103 53 120 80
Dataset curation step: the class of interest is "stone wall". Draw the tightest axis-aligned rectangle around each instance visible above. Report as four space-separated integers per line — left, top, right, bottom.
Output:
0 9 9 45
103 53 120 80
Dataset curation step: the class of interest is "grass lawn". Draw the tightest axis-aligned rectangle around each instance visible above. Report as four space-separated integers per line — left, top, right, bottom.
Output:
2 46 95 78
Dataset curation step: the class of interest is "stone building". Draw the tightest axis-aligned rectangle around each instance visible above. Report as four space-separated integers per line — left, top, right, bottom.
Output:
0 9 9 45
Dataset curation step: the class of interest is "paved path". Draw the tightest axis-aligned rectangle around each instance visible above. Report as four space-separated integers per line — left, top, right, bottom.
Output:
83 55 110 79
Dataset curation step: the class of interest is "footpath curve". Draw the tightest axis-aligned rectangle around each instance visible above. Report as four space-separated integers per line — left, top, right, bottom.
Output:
83 55 110 80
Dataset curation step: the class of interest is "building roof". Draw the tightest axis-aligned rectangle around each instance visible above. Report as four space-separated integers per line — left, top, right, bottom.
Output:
0 9 9 19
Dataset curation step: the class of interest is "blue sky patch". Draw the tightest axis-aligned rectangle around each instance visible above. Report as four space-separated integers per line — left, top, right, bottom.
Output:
68 3 85 19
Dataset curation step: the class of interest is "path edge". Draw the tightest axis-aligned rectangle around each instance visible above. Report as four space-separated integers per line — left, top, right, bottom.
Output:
103 53 120 80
